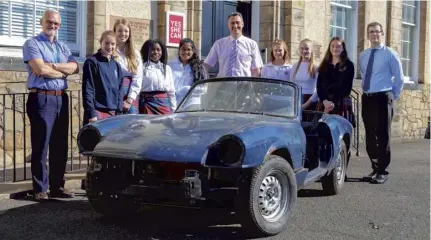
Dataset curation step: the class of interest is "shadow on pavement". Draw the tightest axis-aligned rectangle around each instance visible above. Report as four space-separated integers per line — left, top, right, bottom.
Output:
0 197 266 240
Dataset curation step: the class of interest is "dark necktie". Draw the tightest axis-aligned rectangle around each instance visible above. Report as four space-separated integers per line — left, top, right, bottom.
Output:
363 48 377 92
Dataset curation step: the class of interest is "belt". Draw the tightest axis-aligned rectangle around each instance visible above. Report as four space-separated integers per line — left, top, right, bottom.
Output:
362 90 390 97
29 88 64 96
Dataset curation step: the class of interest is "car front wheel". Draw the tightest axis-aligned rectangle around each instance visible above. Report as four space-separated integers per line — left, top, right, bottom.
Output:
237 155 297 236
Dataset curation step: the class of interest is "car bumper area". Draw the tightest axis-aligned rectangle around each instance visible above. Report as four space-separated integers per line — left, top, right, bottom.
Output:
84 160 240 208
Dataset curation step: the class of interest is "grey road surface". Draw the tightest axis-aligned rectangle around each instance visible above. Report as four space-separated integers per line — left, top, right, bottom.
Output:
0 140 429 240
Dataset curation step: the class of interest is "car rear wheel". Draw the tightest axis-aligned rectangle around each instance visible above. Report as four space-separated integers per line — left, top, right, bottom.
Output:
321 140 347 195
237 155 297 236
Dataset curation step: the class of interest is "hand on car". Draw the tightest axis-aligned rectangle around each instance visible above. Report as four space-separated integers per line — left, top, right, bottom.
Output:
323 100 335 113
89 117 97 123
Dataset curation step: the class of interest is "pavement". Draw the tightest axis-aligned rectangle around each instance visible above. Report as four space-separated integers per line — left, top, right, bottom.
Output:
0 139 429 240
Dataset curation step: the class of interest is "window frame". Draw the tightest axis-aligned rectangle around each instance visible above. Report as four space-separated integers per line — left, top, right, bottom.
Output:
330 0 358 77
0 0 87 61
401 0 420 83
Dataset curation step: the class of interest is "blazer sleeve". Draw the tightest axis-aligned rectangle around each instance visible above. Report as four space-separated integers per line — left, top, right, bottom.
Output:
341 61 355 98
82 59 97 119
316 68 328 101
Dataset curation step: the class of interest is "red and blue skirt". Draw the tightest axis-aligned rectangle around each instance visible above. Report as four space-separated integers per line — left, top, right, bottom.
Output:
121 76 138 114
139 91 171 115
83 109 116 125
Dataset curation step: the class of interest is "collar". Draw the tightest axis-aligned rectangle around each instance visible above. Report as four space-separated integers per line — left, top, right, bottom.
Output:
96 49 115 62
146 60 164 69
266 62 291 67
371 43 384 50
38 32 57 42
229 35 245 42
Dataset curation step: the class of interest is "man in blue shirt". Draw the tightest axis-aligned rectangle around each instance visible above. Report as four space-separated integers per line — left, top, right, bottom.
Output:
359 22 404 184
23 9 79 200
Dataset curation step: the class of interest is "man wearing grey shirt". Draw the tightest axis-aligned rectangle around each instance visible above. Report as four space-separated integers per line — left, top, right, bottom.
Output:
359 22 404 184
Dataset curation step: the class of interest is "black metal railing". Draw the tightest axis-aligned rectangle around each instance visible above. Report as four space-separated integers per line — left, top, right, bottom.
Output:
350 89 360 156
0 90 88 183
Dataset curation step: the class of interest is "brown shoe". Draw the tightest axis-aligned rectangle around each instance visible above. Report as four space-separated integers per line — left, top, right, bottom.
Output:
49 188 75 198
34 192 49 201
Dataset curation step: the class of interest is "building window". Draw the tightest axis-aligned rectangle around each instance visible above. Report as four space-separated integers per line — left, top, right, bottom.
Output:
401 0 420 82
0 0 86 59
330 0 358 75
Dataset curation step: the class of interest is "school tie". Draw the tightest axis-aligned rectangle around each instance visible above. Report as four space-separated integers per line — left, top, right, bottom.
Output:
226 39 238 77
363 48 377 92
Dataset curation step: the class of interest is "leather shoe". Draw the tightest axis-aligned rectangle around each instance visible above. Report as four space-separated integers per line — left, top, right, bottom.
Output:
370 173 388 184
34 192 49 201
49 188 75 198
363 170 378 181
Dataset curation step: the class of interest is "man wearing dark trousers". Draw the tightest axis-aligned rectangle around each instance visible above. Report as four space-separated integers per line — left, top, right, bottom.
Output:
359 22 404 184
23 9 79 201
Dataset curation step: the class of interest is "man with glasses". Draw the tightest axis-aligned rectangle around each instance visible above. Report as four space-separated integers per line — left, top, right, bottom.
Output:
23 9 79 201
204 12 263 77
359 22 404 184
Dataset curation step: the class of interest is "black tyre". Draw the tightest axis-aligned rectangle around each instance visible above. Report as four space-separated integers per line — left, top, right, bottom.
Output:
237 155 297 236
321 140 347 195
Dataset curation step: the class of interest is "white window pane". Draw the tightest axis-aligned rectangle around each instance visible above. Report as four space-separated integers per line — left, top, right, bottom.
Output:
0 2 10 36
402 5 415 24
58 9 77 43
401 59 410 76
11 2 35 38
401 41 411 59
59 1 76 9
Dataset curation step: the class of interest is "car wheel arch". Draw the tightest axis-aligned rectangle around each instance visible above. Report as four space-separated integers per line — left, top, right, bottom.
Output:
268 148 294 170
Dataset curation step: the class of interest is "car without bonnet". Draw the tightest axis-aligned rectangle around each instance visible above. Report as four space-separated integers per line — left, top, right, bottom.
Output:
77 77 353 236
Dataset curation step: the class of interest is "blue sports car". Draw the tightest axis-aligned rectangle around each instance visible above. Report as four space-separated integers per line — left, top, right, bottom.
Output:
78 77 353 236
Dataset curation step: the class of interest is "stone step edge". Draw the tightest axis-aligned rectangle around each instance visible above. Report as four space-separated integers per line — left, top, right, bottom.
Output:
0 172 86 200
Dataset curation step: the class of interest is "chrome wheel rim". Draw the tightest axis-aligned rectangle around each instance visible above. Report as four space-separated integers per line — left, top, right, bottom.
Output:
258 171 288 222
335 151 345 184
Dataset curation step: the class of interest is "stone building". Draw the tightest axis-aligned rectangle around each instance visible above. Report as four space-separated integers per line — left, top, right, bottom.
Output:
0 0 429 170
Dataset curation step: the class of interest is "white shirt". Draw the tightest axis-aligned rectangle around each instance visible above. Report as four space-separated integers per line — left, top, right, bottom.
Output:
289 61 319 102
204 35 263 77
168 58 208 109
261 62 292 81
138 61 177 111
115 48 143 101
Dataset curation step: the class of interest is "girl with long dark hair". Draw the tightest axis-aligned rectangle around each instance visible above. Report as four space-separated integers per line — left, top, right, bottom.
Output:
168 38 208 110
132 39 176 115
316 36 355 126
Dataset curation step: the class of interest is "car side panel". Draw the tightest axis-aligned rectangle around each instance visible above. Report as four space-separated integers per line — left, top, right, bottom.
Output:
320 115 353 170
232 121 306 170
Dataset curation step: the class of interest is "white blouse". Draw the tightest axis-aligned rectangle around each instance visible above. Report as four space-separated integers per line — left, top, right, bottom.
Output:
289 61 319 102
138 61 177 112
168 58 207 109
261 62 292 81
115 49 143 101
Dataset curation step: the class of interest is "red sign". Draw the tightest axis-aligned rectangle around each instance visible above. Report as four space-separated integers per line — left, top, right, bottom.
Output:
166 11 185 47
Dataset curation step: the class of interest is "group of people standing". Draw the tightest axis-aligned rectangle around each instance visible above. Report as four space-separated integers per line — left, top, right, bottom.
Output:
23 9 403 201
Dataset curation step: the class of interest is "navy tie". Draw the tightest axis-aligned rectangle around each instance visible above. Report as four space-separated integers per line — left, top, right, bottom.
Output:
226 40 238 77
363 48 377 92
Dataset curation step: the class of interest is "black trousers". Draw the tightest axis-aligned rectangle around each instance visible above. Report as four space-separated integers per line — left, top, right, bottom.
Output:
26 92 69 193
361 91 394 174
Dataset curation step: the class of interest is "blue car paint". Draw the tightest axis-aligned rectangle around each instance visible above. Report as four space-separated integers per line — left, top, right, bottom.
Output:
79 77 354 190
87 112 306 170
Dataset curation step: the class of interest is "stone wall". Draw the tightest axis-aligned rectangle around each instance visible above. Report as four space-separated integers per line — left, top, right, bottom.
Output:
351 82 430 144
0 70 84 169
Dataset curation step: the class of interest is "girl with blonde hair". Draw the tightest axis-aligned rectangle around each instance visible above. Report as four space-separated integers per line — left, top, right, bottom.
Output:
113 18 143 114
261 39 292 80
289 38 319 110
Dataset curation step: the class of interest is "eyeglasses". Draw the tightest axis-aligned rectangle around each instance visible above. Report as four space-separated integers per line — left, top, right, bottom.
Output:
44 20 61 27
368 30 382 34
